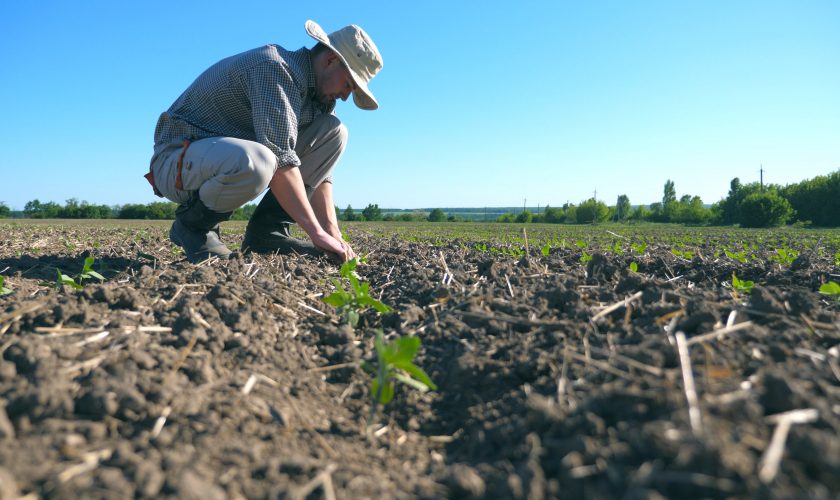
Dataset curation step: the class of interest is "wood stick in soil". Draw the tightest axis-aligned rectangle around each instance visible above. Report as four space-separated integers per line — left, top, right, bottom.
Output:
675 331 703 437
759 408 819 483
591 291 643 323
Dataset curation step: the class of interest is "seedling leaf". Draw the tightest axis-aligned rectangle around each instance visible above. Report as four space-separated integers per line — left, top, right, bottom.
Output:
819 281 840 296
81 256 105 282
393 372 433 392
731 272 754 294
393 362 437 391
0 276 11 296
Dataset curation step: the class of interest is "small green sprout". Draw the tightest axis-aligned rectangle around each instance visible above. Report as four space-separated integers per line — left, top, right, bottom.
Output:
39 256 105 291
0 276 12 296
819 281 840 303
631 242 647 255
671 248 695 260
575 239 587 249
540 243 551 257
580 251 593 264
629 262 639 273
610 241 622 255
725 249 749 264
834 252 840 267
363 330 436 421
731 272 754 295
323 258 391 327
80 256 105 283
769 248 798 267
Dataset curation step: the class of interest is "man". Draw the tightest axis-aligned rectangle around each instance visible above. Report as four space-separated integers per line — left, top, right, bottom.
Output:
145 20 383 263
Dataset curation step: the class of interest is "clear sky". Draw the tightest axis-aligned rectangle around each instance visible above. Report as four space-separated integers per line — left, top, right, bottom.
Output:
1 1 838 211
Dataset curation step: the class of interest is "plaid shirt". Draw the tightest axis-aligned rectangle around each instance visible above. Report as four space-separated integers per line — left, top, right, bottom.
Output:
153 45 334 168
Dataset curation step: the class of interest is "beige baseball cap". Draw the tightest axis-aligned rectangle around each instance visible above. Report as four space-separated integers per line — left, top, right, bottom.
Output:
305 20 383 110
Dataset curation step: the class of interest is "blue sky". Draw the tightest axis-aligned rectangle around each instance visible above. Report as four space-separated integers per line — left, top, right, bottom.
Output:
1 1 838 211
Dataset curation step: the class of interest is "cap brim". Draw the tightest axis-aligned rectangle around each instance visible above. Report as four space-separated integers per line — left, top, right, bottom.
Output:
305 20 379 110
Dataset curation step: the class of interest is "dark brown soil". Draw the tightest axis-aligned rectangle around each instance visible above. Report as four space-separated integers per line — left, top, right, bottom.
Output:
1 222 839 499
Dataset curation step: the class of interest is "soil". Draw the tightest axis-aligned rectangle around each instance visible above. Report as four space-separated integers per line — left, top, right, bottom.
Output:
1 222 839 499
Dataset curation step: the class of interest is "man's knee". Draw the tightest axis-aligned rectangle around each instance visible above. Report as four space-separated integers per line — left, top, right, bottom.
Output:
236 142 276 196
327 116 349 151
307 114 348 151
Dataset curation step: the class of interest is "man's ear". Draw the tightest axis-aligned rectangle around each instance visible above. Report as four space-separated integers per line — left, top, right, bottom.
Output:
326 50 342 67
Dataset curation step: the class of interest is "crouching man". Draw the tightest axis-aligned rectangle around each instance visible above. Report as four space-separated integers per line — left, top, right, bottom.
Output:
145 20 383 263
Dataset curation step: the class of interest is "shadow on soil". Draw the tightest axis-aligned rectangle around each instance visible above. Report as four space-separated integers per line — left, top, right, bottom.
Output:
0 254 140 282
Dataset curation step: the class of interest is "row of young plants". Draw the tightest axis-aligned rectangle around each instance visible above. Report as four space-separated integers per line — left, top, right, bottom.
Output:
322 258 436 424
0 248 436 427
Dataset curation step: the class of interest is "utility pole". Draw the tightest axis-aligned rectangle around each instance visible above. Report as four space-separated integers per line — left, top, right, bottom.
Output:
760 164 765 191
523 198 526 214
593 189 597 201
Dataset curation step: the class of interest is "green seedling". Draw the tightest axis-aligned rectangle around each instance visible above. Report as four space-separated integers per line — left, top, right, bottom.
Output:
629 262 639 273
323 258 391 327
769 248 798 267
80 256 105 283
725 249 749 264
819 281 840 303
834 252 840 268
363 330 436 421
0 276 12 296
39 256 105 291
631 242 647 255
580 251 593 264
731 272 754 295
575 239 587 249
610 241 622 255
540 243 551 257
671 248 695 260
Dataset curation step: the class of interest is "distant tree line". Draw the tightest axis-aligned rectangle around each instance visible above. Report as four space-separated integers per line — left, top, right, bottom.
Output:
489 170 840 228
3 170 837 227
9 199 258 221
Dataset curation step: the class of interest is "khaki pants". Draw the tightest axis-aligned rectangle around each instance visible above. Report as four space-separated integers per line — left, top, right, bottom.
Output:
150 114 347 212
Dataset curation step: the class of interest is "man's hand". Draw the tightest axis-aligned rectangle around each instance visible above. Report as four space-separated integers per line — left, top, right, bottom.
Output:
338 238 356 261
310 181 356 262
310 230 351 262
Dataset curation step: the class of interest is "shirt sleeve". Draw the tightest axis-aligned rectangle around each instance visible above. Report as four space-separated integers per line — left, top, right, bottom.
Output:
246 60 303 168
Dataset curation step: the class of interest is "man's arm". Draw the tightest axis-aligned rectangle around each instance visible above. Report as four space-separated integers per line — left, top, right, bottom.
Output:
269 165 350 261
311 181 355 259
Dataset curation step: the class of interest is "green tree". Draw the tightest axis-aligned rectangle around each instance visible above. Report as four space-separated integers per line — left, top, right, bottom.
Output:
362 203 383 221
563 203 577 223
427 208 446 222
780 170 840 226
515 210 533 223
24 199 61 218
575 198 609 224
739 191 794 228
674 195 709 224
0 202 10 218
542 205 565 223
663 180 676 205
343 205 358 222
631 204 651 221
615 194 631 221
648 202 664 221
496 212 515 223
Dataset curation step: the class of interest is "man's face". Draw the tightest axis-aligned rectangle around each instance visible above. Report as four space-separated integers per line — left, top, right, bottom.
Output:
315 53 356 106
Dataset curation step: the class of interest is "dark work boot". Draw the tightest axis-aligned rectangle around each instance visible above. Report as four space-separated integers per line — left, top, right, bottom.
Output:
169 195 235 263
242 191 320 256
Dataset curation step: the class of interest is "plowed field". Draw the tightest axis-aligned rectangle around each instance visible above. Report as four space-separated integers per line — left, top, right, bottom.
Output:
1 221 839 499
